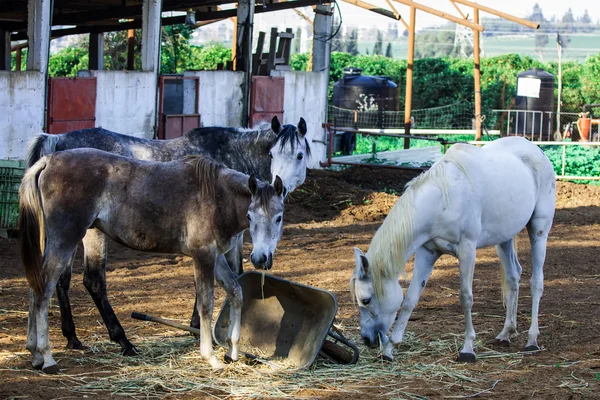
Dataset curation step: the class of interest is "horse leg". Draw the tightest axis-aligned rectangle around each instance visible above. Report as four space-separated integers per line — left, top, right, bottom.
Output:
494 239 522 345
225 233 244 276
34 245 75 374
190 233 244 332
82 229 137 356
56 249 85 350
193 247 224 369
215 255 243 363
385 247 440 360
524 217 551 352
457 242 477 363
26 289 43 369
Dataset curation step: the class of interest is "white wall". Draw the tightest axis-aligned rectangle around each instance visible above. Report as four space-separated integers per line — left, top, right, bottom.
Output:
184 70 244 127
272 70 329 169
0 71 46 159
85 70 157 139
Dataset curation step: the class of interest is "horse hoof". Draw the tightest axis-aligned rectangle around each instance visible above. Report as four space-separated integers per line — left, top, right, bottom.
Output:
66 340 88 351
495 339 510 347
457 352 477 363
524 345 540 352
32 361 43 370
379 354 393 362
224 354 236 364
42 364 60 374
122 346 139 357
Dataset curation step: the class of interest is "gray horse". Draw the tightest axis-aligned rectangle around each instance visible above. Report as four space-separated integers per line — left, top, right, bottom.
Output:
24 117 308 354
20 149 285 373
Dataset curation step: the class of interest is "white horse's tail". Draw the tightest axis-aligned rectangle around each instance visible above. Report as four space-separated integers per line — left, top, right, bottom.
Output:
500 237 519 307
25 133 59 170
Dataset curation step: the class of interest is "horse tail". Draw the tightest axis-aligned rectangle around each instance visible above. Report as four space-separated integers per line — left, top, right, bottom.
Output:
499 237 518 308
18 157 49 295
25 133 59 170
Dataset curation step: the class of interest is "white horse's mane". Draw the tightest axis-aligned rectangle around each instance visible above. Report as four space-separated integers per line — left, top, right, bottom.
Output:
367 146 469 297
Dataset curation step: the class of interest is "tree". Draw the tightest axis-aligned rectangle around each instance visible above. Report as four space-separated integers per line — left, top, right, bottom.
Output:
372 30 383 55
161 24 195 73
48 46 89 77
385 43 393 58
347 29 359 56
104 30 142 71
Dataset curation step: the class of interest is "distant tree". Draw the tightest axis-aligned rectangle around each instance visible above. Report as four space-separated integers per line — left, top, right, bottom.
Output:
580 10 592 32
347 29 359 56
385 42 393 58
161 24 195 73
373 30 383 55
415 30 457 58
330 14 345 52
104 30 142 71
529 3 548 60
48 46 89 77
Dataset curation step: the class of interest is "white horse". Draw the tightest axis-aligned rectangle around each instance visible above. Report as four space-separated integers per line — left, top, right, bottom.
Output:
350 136 556 362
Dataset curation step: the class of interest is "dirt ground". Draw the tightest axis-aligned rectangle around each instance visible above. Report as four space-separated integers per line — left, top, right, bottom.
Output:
1 166 600 399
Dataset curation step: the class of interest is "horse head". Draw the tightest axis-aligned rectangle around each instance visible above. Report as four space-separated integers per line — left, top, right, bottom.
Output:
350 247 404 350
268 116 309 196
246 174 285 270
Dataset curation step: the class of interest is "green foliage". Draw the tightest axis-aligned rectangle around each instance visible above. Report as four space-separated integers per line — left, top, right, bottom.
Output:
161 24 195 74
581 53 600 105
48 47 89 77
542 145 600 183
10 49 27 71
186 44 232 71
104 30 142 71
290 53 309 72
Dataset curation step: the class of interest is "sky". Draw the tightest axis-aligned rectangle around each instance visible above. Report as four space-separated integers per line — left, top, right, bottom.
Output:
333 0 600 29
247 0 600 32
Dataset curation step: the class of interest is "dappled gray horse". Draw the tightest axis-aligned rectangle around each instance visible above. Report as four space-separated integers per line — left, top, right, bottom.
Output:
20 149 285 373
25 117 309 353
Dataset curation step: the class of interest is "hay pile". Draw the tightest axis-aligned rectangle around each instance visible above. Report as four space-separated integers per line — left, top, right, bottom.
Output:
13 328 541 399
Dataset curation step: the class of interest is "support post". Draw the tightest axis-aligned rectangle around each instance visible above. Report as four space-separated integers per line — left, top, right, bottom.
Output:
556 39 562 137
231 16 238 70
127 29 135 70
312 4 333 72
403 6 416 149
88 32 104 70
26 0 52 74
16 48 22 71
473 8 482 140
236 0 255 127
0 30 10 70
141 0 162 73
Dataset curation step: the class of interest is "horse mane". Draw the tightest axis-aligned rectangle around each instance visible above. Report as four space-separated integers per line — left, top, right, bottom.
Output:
184 155 224 199
368 147 468 297
276 125 312 158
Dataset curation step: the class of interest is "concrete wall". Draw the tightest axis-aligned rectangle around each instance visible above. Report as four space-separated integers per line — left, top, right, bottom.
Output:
272 70 329 169
85 70 157 139
0 71 46 159
184 70 244 127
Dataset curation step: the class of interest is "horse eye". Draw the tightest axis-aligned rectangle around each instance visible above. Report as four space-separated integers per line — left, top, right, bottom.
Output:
269 152 273 159
361 298 371 306
275 216 282 223
246 213 251 221
297 153 303 160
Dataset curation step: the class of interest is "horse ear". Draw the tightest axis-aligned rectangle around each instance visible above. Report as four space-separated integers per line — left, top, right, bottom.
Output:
273 175 284 197
271 116 282 133
353 247 369 277
248 174 258 196
298 117 307 137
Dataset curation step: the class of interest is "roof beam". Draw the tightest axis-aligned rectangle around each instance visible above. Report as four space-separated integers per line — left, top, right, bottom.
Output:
391 0 483 31
451 0 539 29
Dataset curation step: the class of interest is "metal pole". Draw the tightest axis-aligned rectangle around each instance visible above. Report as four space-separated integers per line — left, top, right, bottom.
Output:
473 8 482 141
403 6 416 150
561 145 566 177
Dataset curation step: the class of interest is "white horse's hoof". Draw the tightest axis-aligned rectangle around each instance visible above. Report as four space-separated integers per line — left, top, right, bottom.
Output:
208 356 226 370
42 364 60 374
32 353 44 370
457 352 477 363
524 344 541 352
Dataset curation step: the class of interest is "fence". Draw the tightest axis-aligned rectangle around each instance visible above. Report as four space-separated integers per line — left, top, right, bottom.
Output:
0 160 24 237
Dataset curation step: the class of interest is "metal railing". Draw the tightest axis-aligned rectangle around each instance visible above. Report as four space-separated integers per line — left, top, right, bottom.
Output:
469 140 600 181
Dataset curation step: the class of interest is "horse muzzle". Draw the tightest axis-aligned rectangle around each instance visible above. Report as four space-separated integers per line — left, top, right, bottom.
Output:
250 252 273 270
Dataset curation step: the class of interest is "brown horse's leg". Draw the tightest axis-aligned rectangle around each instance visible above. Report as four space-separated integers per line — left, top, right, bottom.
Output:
193 247 223 369
215 255 242 363
82 228 137 356
190 233 244 331
56 249 85 349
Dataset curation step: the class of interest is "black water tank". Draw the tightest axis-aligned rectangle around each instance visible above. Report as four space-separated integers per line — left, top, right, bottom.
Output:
333 67 399 113
514 68 555 140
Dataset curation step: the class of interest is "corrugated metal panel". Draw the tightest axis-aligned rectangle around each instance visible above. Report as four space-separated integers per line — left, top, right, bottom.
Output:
250 76 284 127
47 77 96 134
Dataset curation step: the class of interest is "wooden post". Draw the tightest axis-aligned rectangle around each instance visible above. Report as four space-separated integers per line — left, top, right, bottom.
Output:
556 39 562 137
88 32 104 70
403 6 416 149
231 16 238 70
236 0 255 127
473 8 482 140
16 48 22 71
127 29 135 70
